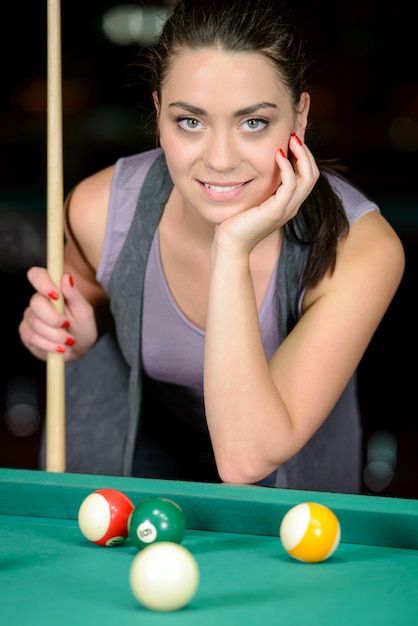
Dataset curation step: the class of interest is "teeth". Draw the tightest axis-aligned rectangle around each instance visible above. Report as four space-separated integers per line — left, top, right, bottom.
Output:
204 183 241 192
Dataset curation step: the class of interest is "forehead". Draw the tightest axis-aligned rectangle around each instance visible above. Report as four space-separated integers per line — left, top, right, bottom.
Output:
161 47 290 105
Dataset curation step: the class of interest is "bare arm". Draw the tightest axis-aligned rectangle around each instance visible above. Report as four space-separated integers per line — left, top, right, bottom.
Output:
19 166 115 361
204 139 405 484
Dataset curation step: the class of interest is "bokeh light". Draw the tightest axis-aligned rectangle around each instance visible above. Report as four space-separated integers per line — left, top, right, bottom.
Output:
101 4 168 47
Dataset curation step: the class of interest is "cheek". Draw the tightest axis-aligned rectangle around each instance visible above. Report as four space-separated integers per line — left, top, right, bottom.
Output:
244 153 282 206
261 151 284 200
160 128 191 161
258 150 282 189
161 142 204 186
161 143 195 191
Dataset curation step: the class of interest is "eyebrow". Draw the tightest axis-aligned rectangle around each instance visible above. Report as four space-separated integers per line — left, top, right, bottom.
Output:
168 101 278 116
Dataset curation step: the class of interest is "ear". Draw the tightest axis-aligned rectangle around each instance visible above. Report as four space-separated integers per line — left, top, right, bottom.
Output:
294 92 310 139
152 91 162 146
152 91 160 114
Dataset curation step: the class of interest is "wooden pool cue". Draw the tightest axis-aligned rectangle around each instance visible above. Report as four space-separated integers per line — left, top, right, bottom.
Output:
46 0 65 472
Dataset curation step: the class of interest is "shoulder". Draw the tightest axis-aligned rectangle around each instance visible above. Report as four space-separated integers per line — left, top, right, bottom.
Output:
345 210 405 270
326 173 405 279
324 171 380 224
69 147 164 216
111 147 165 190
304 210 405 312
70 164 115 216
322 172 404 273
66 165 115 267
66 148 165 271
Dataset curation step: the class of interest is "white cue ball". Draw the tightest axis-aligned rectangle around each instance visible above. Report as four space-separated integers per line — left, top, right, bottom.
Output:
129 542 200 611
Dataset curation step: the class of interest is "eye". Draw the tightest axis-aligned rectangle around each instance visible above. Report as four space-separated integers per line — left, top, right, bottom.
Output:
177 117 204 131
242 118 269 132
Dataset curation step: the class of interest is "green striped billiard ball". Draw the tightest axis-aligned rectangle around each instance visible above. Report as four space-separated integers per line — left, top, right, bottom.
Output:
128 497 186 549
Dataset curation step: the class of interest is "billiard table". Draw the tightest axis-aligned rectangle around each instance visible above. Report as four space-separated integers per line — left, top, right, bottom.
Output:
1 468 418 625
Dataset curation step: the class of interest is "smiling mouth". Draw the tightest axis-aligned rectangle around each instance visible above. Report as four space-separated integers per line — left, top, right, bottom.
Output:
203 182 247 192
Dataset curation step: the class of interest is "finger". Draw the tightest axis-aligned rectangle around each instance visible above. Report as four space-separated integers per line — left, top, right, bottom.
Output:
251 153 296 222
27 266 60 298
59 273 96 326
18 311 70 359
260 143 317 221
276 147 298 193
22 301 73 343
289 135 319 185
27 291 69 329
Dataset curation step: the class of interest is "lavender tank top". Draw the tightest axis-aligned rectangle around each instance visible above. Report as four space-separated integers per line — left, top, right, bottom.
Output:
97 149 379 431
143 231 280 388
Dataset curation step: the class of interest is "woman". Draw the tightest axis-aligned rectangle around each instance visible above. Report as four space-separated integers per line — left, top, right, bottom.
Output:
19 0 404 492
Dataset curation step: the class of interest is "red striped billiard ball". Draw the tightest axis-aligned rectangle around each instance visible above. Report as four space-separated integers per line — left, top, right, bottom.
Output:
78 488 134 546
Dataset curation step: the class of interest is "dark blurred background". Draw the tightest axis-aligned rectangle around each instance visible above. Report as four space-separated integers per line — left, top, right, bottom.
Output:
0 1 417 497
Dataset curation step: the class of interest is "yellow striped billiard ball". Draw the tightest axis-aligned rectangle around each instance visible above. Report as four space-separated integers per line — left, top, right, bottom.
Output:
280 502 341 563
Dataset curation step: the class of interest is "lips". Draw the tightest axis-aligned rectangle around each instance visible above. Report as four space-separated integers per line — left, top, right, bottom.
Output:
199 179 251 201
203 182 245 193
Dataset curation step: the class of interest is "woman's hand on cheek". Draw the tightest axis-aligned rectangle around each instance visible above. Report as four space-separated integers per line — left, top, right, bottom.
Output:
264 133 319 223
214 135 319 254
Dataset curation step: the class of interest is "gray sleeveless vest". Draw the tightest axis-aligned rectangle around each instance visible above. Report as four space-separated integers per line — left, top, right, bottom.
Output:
41 152 361 493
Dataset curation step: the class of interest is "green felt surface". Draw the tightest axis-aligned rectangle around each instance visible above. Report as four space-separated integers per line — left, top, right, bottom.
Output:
1 469 418 625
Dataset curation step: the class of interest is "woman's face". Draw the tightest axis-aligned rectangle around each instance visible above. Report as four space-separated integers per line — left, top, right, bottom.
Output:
155 48 309 225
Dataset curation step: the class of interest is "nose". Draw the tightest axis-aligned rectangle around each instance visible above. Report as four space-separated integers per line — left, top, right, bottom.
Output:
203 129 241 172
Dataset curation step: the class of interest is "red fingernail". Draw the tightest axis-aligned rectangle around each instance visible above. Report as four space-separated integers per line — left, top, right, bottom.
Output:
291 132 302 145
48 291 59 300
279 148 286 158
68 274 74 288
61 321 70 329
55 346 66 354
65 337 75 346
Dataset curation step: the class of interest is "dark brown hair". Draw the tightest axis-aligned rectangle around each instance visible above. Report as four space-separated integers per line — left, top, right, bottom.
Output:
140 0 350 288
